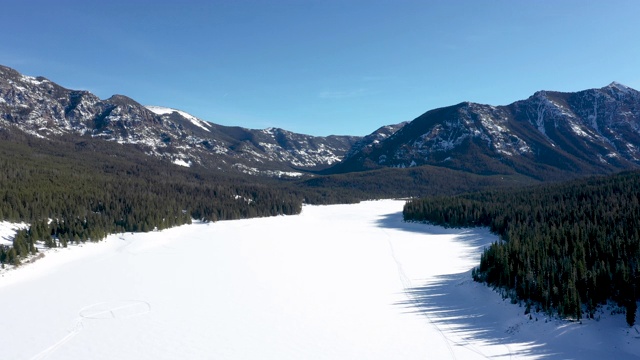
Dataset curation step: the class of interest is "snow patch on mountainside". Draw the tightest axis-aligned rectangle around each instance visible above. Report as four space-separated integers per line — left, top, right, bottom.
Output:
20 75 48 86
146 105 212 132
232 163 303 178
172 158 191 167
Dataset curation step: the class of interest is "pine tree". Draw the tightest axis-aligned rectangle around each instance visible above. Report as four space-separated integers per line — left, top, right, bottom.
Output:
626 300 637 327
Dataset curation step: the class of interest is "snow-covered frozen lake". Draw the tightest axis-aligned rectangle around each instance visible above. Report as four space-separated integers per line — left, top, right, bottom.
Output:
1 200 639 359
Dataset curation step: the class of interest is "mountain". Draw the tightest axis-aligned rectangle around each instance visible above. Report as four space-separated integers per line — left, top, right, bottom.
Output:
4 63 640 182
329 82 640 180
343 122 408 159
0 65 363 177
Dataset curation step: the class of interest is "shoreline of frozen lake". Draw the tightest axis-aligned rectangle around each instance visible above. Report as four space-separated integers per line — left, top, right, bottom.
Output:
1 200 639 359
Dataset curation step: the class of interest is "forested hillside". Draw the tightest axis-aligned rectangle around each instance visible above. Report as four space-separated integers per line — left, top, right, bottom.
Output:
403 171 640 325
0 125 538 268
0 129 303 265
300 165 534 202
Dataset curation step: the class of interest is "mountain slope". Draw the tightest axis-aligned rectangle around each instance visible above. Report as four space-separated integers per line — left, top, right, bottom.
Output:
4 63 640 182
0 65 360 176
329 83 640 180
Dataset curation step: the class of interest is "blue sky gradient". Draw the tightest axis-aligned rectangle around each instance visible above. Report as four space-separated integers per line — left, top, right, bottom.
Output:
3 0 640 136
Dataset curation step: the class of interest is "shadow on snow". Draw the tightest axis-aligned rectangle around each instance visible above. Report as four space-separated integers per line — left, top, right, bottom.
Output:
375 210 496 254
376 211 567 359
399 273 565 359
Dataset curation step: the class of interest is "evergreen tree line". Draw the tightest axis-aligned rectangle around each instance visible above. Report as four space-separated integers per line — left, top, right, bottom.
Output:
403 171 640 326
0 128 538 270
299 164 535 202
0 132 303 266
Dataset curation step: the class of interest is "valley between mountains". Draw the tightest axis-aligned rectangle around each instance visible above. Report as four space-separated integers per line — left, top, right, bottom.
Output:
2 64 640 358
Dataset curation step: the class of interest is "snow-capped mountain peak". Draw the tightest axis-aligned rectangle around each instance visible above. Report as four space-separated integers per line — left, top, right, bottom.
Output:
607 81 632 91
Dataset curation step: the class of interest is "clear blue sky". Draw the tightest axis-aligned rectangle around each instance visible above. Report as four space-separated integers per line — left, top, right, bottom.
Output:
2 1 640 136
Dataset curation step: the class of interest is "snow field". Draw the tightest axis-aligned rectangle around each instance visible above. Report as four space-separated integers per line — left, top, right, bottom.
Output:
0 200 638 359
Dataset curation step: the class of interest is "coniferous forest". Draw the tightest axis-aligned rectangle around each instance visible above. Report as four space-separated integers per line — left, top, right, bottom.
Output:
9 119 640 328
0 130 305 265
0 126 533 267
403 171 640 325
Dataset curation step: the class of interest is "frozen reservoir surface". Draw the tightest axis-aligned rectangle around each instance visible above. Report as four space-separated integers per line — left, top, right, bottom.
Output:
1 200 638 359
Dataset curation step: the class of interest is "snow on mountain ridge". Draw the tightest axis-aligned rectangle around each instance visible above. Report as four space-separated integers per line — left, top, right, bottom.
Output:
7 64 640 180
0 65 362 176
20 74 48 86
607 81 634 94
146 105 212 132
329 82 640 178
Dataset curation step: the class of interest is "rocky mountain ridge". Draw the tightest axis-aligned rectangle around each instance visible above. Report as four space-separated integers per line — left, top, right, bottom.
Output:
3 64 640 181
0 65 375 177
330 82 640 180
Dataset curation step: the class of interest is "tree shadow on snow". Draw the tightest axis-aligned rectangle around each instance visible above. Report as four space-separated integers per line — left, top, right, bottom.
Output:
398 273 567 359
375 211 495 250
376 211 568 359
376 211 469 235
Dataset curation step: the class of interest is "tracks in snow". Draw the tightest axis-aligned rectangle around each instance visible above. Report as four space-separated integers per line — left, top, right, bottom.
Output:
383 229 458 360
29 300 150 360
383 227 513 360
